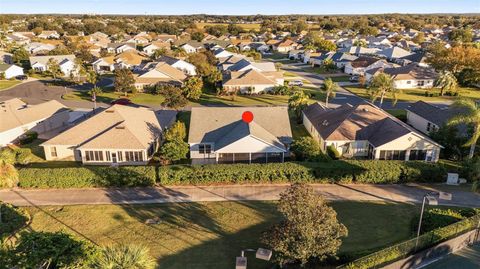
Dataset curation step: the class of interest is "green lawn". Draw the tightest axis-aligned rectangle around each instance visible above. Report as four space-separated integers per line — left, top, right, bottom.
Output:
302 66 339 75
0 80 21 90
329 75 351 83
25 201 434 268
386 109 407 122
63 90 166 105
345 86 480 102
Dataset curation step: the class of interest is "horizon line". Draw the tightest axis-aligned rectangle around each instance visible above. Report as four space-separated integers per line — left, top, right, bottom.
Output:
2 12 480 16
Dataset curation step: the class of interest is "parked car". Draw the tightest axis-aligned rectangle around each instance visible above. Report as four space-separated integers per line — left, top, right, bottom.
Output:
288 80 303 86
16 75 28 80
111 98 132 105
349 75 359 82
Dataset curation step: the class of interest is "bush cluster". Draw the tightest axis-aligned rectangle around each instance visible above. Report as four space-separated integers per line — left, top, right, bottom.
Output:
17 160 448 188
18 166 156 188
412 207 479 234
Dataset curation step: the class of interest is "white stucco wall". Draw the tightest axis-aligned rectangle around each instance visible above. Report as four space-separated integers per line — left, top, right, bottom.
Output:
406 111 438 135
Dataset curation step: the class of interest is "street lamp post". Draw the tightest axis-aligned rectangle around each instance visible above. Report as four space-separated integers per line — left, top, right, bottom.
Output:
415 191 452 250
235 248 272 269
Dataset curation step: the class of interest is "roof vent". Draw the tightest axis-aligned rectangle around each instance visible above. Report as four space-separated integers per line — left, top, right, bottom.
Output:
105 110 114 113
115 125 125 129
363 108 369 112
322 120 329 126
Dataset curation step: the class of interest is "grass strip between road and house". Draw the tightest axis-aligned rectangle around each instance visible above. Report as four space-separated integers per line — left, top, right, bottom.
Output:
24 201 457 269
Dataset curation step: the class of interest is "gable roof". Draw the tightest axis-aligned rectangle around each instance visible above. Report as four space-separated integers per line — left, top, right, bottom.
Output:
406 101 461 126
188 106 292 147
382 64 438 80
42 105 162 149
0 99 68 133
349 56 382 68
223 69 276 86
29 55 76 66
303 102 440 147
378 46 413 59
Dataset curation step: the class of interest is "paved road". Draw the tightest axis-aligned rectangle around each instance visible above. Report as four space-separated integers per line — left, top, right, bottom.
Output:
281 63 452 110
1 184 479 207
0 79 113 109
422 244 480 269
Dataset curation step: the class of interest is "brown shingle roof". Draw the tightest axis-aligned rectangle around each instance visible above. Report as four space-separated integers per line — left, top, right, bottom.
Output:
0 99 68 133
42 105 162 150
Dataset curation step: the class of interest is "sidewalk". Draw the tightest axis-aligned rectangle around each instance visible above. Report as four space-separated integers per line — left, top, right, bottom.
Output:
1 184 478 207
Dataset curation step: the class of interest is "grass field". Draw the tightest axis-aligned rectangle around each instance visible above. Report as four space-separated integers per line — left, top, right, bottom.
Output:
345 86 480 102
63 90 166 105
24 201 432 269
195 22 261 31
329 75 351 83
0 80 21 91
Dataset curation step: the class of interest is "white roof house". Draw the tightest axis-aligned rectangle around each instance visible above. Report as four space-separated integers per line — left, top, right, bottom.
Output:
188 106 293 165
0 64 24 79
42 105 175 165
29 55 77 76
0 98 69 146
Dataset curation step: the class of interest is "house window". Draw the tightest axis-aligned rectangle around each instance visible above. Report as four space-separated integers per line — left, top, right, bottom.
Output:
117 151 123 162
85 151 104 162
409 150 427 161
51 147 57 157
406 81 411 84
417 80 425 87
125 151 144 162
199 144 212 154
379 150 406 160
106 151 111 162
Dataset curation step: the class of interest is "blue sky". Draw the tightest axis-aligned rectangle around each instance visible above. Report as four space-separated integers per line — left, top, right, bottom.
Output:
1 0 479 15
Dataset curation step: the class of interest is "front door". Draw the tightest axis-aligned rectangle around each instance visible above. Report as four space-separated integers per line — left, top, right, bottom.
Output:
111 152 117 163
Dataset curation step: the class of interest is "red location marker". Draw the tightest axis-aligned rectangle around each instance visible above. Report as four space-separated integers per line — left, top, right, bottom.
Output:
242 111 254 123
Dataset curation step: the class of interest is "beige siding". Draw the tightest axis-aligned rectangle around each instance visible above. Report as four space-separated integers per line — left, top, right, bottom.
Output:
375 133 440 162
407 111 438 135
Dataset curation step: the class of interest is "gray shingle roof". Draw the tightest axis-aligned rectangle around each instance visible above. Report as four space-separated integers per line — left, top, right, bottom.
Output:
304 102 439 147
188 106 292 148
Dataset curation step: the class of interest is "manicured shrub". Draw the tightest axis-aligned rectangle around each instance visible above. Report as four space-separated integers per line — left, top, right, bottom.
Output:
19 131 38 145
412 208 478 234
18 166 156 188
16 160 448 188
326 145 341 160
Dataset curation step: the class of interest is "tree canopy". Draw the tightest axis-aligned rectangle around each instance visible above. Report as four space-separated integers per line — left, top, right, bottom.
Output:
262 184 347 266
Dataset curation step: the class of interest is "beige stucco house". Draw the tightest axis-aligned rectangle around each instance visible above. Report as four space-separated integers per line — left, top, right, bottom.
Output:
41 105 175 165
0 98 69 146
303 102 442 162
188 106 292 164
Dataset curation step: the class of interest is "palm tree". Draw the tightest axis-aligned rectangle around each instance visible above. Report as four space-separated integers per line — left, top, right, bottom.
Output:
288 90 310 121
322 78 338 108
447 99 480 159
368 73 400 108
94 244 156 269
435 71 458 96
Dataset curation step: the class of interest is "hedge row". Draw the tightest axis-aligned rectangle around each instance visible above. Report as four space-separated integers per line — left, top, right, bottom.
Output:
17 160 447 188
18 166 156 188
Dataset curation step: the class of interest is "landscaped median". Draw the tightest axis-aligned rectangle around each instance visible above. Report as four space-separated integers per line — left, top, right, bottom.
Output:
340 212 480 269
17 160 448 189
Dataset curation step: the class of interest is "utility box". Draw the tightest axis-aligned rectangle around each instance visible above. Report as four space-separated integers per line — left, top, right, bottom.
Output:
446 173 459 185
235 257 247 269
256 248 272 261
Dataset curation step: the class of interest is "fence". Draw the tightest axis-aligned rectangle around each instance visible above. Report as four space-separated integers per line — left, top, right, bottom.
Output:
339 214 480 269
